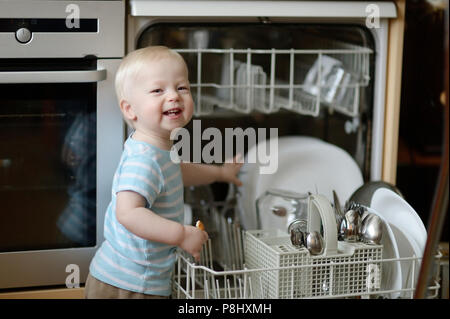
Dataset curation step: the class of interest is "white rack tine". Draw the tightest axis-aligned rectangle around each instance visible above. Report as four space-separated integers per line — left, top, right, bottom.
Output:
196 51 202 115
233 266 238 298
289 48 295 109
246 48 252 112
203 271 207 298
223 275 227 298
411 254 416 299
259 275 264 299
233 225 239 268
290 268 294 298
230 222 235 268
232 223 238 268
207 238 213 269
202 239 207 266
236 225 243 269
315 53 323 116
269 48 276 112
191 265 196 299
172 46 373 117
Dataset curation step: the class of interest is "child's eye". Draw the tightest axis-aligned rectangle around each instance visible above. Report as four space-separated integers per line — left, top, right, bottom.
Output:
150 88 162 94
178 86 189 91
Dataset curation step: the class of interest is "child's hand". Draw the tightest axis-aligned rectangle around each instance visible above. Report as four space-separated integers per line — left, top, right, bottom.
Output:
219 154 244 187
179 225 208 262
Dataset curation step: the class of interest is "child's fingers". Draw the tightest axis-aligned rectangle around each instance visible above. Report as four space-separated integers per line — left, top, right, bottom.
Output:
193 252 200 262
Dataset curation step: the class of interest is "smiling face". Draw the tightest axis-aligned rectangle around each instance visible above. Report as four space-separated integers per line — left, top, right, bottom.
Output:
120 54 194 145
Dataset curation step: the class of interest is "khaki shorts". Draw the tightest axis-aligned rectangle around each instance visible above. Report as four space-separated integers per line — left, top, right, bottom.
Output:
84 273 170 299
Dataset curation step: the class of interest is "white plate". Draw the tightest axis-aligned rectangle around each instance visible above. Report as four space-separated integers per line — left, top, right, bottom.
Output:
238 136 363 231
365 207 403 299
390 224 422 298
370 188 427 255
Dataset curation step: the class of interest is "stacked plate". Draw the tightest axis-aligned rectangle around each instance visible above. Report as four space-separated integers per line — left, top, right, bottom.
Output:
347 186 427 298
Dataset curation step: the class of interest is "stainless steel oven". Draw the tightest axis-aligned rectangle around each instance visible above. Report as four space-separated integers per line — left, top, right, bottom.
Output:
0 0 125 289
126 1 398 219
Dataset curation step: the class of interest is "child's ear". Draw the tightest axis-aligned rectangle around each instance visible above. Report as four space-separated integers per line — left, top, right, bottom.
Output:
120 100 137 122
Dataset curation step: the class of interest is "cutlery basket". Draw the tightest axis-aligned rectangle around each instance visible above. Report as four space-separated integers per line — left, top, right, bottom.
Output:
244 194 383 298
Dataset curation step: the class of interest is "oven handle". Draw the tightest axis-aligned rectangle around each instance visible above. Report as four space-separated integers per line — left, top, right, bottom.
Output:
0 68 107 84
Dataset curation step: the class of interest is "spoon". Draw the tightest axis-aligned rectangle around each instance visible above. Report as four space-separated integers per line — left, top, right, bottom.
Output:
333 190 345 236
360 213 383 245
290 228 305 247
288 219 307 247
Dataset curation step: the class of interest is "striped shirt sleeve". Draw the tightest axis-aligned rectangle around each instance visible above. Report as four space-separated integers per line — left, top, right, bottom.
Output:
115 154 164 208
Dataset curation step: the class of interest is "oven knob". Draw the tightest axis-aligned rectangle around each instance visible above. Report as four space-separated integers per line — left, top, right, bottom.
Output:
15 27 32 44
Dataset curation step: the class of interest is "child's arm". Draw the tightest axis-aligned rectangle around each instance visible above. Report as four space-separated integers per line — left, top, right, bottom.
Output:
116 190 208 261
180 154 243 187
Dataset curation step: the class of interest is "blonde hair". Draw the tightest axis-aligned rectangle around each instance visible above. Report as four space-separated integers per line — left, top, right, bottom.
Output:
115 46 187 104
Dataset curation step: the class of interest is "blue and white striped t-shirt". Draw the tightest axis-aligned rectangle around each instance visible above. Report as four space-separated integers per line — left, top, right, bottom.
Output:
89 136 184 296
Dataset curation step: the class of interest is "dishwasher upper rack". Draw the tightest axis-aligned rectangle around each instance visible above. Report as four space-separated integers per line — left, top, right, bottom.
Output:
173 238 442 300
175 45 372 118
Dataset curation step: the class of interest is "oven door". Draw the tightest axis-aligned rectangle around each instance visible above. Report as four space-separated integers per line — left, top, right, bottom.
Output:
0 58 123 289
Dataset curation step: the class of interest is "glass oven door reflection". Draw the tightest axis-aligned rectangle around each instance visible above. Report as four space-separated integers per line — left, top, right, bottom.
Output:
0 82 96 252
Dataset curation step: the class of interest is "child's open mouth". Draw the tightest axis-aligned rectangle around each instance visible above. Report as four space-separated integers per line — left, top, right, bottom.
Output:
162 108 182 118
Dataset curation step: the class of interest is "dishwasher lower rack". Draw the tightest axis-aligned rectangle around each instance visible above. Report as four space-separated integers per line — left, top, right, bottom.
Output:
172 235 442 299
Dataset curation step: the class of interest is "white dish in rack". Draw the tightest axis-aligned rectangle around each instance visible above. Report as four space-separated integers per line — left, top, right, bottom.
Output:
370 188 428 297
365 207 403 299
237 136 323 230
